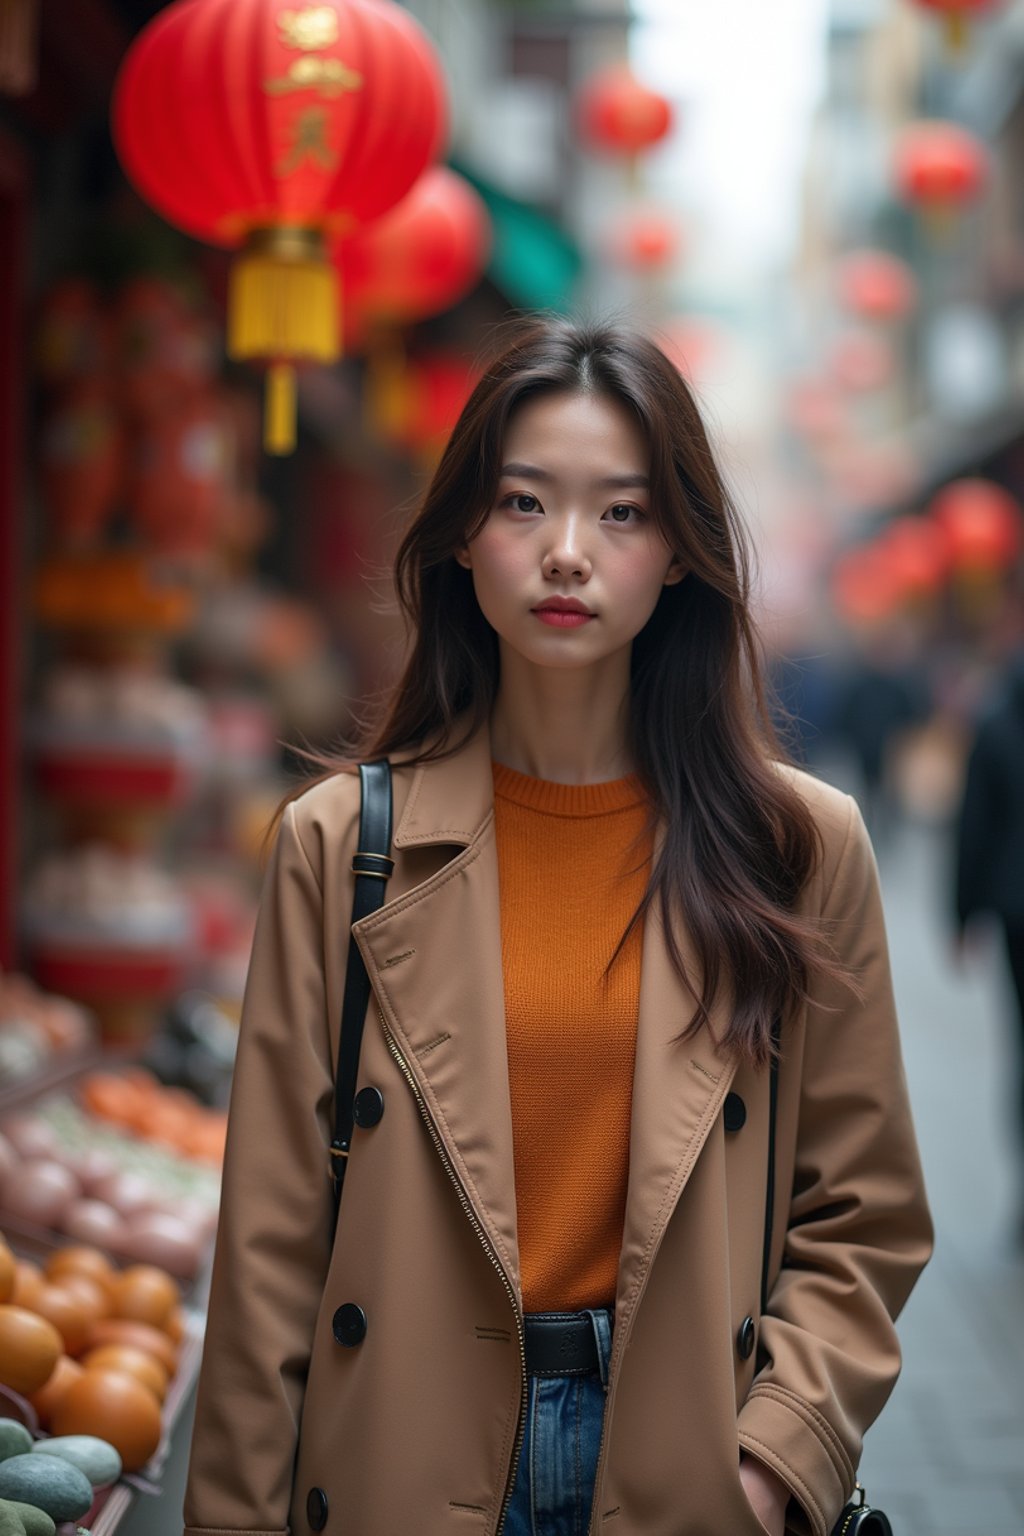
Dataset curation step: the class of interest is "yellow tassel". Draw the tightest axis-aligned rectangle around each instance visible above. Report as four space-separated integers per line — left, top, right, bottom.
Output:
228 226 340 455
266 363 296 456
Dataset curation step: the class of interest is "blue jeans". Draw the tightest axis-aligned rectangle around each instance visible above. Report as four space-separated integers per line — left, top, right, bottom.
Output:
504 1308 613 1536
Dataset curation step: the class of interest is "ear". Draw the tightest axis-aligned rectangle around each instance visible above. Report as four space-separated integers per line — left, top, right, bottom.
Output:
454 545 472 570
663 556 687 587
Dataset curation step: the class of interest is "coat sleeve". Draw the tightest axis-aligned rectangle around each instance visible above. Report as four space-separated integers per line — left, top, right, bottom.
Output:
183 800 337 1536
736 795 933 1536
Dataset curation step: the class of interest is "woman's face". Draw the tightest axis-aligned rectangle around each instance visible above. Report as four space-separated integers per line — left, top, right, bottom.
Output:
455 390 686 675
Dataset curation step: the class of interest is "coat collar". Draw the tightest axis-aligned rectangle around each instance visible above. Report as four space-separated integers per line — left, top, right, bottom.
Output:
392 713 494 850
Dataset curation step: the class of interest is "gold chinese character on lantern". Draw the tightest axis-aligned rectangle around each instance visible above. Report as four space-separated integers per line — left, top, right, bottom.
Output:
265 56 363 96
277 106 337 175
278 7 339 51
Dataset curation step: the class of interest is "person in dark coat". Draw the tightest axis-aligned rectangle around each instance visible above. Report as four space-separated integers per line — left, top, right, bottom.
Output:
954 645 1024 1194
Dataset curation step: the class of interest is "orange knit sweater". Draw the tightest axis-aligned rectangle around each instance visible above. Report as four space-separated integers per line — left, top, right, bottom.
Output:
492 760 653 1313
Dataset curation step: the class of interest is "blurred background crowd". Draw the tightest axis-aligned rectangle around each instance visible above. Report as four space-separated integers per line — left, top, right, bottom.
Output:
0 1 1023 1533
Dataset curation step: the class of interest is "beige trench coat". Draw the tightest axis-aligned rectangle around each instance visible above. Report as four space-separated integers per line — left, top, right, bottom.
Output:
182 716 932 1536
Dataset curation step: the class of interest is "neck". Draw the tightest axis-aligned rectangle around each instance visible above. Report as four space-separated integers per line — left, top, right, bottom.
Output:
489 648 634 784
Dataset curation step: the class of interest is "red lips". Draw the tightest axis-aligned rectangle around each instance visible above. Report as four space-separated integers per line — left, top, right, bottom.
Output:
532 598 595 615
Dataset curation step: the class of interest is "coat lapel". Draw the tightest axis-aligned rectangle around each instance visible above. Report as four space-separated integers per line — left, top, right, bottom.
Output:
617 832 740 1323
352 721 522 1293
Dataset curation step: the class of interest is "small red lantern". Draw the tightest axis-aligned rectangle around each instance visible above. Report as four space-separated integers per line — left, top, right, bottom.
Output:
786 379 848 443
837 251 918 323
337 166 492 346
394 351 480 464
894 121 989 225
112 0 447 454
832 544 905 625
928 478 1022 571
607 208 681 271
656 316 720 385
576 65 673 157
913 0 1004 51
830 330 895 393
879 517 949 597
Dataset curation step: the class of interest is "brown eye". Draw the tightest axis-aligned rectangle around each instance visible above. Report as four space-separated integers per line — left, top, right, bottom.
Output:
507 493 539 513
605 503 643 524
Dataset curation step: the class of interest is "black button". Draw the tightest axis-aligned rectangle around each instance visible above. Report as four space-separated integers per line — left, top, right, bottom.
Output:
353 1086 385 1127
737 1315 756 1360
306 1487 328 1531
723 1092 746 1132
333 1302 367 1347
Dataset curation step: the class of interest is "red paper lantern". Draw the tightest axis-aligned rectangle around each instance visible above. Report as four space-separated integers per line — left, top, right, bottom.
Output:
576 65 673 156
832 545 906 625
894 120 989 215
837 251 918 322
830 330 895 393
656 317 720 385
112 0 447 453
38 386 123 549
395 351 480 461
913 0 1004 50
879 517 949 597
928 478 1023 571
608 209 680 271
337 166 492 345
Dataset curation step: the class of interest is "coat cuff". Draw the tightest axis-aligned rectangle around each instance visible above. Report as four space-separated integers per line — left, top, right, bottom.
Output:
737 1383 854 1536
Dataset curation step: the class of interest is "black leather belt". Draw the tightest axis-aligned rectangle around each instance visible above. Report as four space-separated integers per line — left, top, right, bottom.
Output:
523 1312 604 1377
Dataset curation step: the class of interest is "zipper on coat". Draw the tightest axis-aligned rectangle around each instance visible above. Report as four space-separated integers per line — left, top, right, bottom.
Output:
377 1006 528 1536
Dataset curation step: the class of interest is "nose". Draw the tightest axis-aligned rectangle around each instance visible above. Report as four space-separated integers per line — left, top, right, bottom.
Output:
542 514 592 582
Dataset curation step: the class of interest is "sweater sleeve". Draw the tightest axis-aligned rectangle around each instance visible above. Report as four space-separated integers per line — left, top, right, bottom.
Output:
182 800 336 1536
737 796 933 1536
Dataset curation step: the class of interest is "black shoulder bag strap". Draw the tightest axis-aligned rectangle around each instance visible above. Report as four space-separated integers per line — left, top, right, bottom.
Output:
330 759 394 1216
761 1017 893 1536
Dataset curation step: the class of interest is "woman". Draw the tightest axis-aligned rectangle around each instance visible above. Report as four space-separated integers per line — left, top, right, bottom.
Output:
182 317 932 1536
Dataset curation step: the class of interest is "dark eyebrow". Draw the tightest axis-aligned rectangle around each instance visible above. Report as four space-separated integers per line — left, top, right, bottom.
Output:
499 461 650 491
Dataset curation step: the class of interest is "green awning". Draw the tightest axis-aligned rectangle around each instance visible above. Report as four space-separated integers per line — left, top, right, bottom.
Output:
453 161 584 313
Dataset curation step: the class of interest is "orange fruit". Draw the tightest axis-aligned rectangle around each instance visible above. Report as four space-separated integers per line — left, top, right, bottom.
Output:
164 1305 186 1346
10 1257 45 1310
0 1303 63 1394
53 1271 114 1320
51 1367 163 1472
82 1318 179 1377
82 1342 169 1402
109 1265 180 1330
46 1244 118 1298
0 1239 14 1303
31 1283 101 1357
29 1352 85 1428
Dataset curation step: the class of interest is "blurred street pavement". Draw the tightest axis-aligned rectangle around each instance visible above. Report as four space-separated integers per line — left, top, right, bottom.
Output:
822 768 1024 1535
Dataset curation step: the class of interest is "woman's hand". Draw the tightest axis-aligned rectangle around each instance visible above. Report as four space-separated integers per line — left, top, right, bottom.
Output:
738 1454 790 1536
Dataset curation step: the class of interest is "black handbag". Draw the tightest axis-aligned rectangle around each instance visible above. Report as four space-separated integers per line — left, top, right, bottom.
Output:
330 759 395 1215
765 1024 893 1536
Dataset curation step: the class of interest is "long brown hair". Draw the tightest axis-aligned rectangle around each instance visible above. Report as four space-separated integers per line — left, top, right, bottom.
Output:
280 314 850 1064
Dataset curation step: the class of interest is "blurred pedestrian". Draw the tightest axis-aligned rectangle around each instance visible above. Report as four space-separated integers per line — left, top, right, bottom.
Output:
832 633 929 845
182 317 931 1536
953 643 1024 1224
